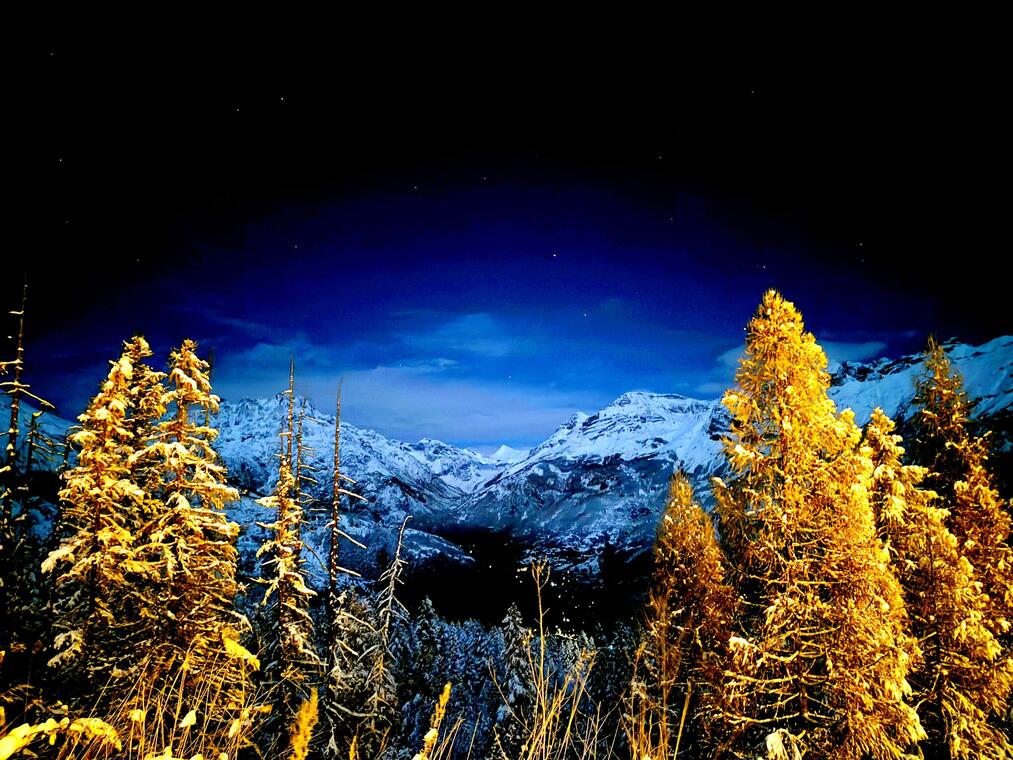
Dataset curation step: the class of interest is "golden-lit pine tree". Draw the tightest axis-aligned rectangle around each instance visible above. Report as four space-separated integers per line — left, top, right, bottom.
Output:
909 337 975 503
910 338 1013 649
124 338 256 758
712 290 923 759
43 337 164 693
120 336 170 506
625 471 735 759
257 360 321 746
865 408 1013 757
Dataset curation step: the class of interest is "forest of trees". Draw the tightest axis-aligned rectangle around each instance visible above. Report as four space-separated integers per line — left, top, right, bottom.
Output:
0 288 1010 759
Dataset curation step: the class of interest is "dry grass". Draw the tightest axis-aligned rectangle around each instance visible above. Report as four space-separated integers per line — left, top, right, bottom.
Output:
492 563 608 760
286 689 318 760
50 637 262 760
411 682 455 760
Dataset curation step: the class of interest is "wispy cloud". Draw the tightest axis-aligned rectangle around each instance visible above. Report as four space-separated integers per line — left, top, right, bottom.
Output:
820 340 887 364
396 312 535 359
209 326 603 447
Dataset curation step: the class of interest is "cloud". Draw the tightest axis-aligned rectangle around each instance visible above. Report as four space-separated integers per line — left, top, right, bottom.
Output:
717 346 744 369
397 313 534 358
333 365 599 446
820 340 887 364
693 381 727 397
208 329 600 448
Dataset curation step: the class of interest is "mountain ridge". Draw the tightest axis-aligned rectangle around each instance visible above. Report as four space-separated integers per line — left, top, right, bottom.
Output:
7 335 1011 580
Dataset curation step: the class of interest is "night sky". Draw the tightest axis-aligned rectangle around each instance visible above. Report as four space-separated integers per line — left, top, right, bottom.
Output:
8 36 1009 453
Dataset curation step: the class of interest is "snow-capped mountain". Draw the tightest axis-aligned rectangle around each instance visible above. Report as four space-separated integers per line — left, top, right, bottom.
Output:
452 393 730 559
7 336 1011 582
828 336 1013 424
208 335 1013 576
212 396 501 524
450 336 1012 558
488 445 530 464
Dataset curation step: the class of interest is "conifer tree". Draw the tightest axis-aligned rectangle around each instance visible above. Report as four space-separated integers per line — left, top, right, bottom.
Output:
364 516 409 751
327 587 382 755
909 337 976 503
494 602 532 757
1 280 55 644
910 338 1013 650
626 471 735 759
2 281 29 502
257 360 321 741
43 337 164 693
322 384 368 758
712 290 924 758
865 408 1013 757
128 338 255 755
120 335 169 504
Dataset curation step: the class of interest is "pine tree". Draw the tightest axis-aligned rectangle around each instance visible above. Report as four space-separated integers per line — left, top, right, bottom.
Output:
322 383 369 758
909 337 976 504
364 516 409 751
127 338 256 756
910 338 1013 650
1 280 55 647
712 290 924 758
495 602 532 757
327 587 381 755
625 471 735 759
413 597 445 697
43 337 163 694
257 359 321 742
865 408 1013 757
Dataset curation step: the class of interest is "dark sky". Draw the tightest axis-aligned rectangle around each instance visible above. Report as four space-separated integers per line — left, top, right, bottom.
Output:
7 35 1009 452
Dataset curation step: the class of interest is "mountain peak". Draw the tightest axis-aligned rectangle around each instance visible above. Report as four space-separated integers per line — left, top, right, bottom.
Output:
489 445 529 464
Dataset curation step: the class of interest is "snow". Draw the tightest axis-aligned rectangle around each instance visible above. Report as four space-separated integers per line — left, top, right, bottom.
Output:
828 336 1013 423
488 445 530 464
8 334 1011 578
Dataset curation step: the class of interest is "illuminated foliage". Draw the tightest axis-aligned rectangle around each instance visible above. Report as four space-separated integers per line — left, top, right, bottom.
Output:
625 471 735 758
44 337 164 693
865 408 1012 757
257 360 321 748
712 290 923 758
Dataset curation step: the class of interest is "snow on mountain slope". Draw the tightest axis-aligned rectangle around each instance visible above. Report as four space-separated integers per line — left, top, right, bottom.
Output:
451 394 729 559
828 336 1012 424
446 336 1013 560
6 335 1010 578
489 445 529 464
211 395 502 533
